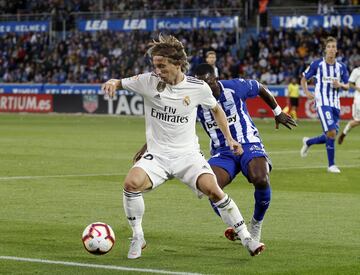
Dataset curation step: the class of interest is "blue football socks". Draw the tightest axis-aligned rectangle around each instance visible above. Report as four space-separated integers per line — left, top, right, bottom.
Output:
253 187 271 222
307 134 327 146
326 137 335 166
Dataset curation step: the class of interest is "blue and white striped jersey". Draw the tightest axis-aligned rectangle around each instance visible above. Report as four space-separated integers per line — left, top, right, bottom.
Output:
303 58 349 109
197 78 262 155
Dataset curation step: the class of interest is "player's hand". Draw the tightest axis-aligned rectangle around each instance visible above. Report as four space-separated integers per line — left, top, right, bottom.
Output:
306 92 315 99
332 79 341 89
101 79 120 98
275 112 297 130
227 139 243 155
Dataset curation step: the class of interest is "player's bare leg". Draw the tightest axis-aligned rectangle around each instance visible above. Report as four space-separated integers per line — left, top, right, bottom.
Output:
197 173 265 256
123 167 151 259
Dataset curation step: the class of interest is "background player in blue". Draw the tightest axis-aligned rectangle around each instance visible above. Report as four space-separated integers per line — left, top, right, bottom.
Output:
193 63 297 242
300 36 349 173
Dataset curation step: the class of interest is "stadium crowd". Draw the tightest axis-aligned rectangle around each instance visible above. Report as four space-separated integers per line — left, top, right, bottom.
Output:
0 0 244 16
1 26 359 84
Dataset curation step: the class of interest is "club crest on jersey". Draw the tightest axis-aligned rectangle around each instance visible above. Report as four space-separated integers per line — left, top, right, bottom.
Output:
157 81 166 93
183 96 191 106
249 144 262 152
222 101 234 111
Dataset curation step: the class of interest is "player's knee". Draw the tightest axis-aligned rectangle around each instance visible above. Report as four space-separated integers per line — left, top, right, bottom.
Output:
250 173 269 189
208 190 224 202
123 177 143 192
197 180 224 202
326 130 336 139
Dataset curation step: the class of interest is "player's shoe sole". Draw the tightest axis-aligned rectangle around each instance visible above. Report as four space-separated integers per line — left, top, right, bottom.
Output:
224 227 240 241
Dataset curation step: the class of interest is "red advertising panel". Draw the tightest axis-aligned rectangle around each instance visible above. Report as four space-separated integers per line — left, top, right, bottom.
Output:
247 96 353 119
0 94 53 113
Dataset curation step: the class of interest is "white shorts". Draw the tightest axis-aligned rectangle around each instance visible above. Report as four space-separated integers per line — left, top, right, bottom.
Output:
133 151 215 198
352 101 360 121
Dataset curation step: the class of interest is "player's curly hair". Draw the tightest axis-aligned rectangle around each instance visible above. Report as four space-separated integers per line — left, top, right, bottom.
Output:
148 34 190 73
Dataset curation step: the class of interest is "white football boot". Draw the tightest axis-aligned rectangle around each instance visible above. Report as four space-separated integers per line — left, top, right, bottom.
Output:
300 137 310 157
249 218 263 242
327 165 341 173
242 237 265 256
127 235 146 259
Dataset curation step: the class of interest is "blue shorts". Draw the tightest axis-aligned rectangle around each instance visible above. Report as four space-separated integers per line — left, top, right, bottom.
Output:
317 106 340 133
208 143 272 182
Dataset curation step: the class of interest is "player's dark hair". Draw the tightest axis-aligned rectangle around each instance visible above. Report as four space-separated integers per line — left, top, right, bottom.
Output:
193 63 215 77
148 34 190 73
206 50 216 57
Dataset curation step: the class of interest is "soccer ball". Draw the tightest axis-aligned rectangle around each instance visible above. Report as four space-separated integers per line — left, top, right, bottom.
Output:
82 222 115 255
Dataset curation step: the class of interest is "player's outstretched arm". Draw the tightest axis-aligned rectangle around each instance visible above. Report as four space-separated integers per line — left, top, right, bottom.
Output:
258 84 297 130
102 79 123 97
211 104 243 155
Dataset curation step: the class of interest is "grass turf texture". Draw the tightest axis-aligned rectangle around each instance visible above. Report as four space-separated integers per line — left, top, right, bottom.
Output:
0 113 359 275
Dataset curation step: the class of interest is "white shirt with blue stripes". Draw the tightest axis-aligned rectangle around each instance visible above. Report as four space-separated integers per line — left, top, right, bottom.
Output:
303 58 349 110
197 78 262 154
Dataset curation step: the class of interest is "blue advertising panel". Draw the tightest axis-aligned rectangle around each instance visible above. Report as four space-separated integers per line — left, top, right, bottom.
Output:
77 16 237 32
156 18 194 30
77 19 153 32
272 14 360 29
0 21 50 34
196 16 237 30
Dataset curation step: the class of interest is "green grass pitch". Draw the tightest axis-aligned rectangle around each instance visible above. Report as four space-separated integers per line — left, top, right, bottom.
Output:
0 113 359 274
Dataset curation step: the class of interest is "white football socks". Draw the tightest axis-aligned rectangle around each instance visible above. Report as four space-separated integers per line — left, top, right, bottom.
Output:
343 122 352 135
123 189 144 237
215 194 251 243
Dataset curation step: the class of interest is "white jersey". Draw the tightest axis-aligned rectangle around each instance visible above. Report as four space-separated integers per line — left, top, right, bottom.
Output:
349 67 360 106
349 67 360 120
122 72 217 156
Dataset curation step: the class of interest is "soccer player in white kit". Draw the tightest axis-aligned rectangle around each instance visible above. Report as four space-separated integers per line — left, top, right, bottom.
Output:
102 34 265 259
300 36 349 173
338 63 360 144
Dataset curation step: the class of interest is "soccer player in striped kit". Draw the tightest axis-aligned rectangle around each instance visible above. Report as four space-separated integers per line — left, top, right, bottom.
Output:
193 63 296 242
300 36 349 173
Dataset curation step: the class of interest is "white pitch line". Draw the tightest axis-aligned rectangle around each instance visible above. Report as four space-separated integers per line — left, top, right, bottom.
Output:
274 164 360 170
267 149 360 155
0 256 204 275
0 173 126 181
